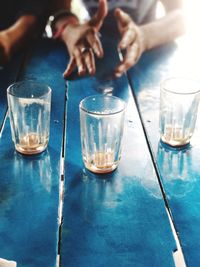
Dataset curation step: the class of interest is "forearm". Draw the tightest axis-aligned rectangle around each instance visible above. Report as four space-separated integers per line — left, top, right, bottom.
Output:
3 15 38 54
141 9 185 51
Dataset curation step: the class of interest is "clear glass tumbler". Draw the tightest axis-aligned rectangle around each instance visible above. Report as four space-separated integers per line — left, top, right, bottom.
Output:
7 80 52 155
159 77 200 147
80 95 126 174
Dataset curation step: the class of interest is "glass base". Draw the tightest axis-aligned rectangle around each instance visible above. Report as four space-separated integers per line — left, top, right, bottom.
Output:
83 151 119 174
15 133 48 155
160 137 190 149
84 162 118 174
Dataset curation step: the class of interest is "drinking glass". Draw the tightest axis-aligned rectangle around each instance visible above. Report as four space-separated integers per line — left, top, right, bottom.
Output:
7 80 52 155
80 95 126 173
159 77 200 147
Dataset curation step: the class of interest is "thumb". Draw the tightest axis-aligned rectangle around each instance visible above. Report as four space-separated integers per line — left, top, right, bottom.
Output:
89 0 108 30
114 8 131 28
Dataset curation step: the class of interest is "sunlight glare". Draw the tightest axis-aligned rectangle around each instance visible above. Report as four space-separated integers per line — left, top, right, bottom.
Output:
171 0 200 78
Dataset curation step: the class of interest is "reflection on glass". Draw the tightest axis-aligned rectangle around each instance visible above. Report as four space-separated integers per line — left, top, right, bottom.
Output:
13 149 52 192
157 142 195 198
95 78 114 95
80 168 123 220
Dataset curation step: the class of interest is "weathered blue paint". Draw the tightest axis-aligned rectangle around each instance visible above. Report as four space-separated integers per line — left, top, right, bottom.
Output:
61 37 176 267
128 41 200 267
0 39 67 266
0 123 59 267
1 36 194 267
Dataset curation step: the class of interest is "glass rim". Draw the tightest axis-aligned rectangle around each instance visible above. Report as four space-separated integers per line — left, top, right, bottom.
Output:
79 95 126 116
7 80 52 99
161 77 200 95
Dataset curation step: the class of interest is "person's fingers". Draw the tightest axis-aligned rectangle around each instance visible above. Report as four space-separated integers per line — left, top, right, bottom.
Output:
115 43 139 77
63 57 76 78
83 48 96 75
90 0 108 30
86 29 103 58
73 47 87 76
114 8 132 28
119 28 137 50
115 8 138 50
64 47 96 77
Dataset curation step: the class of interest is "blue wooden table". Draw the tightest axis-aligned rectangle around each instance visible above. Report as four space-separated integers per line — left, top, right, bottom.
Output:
0 41 67 267
0 32 198 267
128 34 200 267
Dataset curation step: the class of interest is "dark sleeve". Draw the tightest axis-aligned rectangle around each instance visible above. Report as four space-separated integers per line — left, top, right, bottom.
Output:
15 0 50 21
17 0 50 17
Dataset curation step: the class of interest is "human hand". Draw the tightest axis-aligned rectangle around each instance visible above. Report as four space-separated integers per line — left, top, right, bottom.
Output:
62 0 108 77
114 8 146 77
0 31 12 64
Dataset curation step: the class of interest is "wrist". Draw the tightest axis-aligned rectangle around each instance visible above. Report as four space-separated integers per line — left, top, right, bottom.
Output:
60 20 79 42
45 10 79 39
139 25 151 51
54 16 79 40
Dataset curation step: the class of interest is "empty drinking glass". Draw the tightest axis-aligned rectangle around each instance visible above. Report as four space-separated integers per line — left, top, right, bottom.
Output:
7 80 52 155
80 95 126 174
159 77 200 147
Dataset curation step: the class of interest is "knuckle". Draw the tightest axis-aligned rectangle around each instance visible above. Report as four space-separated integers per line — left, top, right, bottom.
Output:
124 61 132 69
87 27 96 35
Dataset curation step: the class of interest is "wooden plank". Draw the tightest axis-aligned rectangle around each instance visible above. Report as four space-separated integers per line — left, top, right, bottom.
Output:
127 37 200 266
61 37 176 267
0 39 67 266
